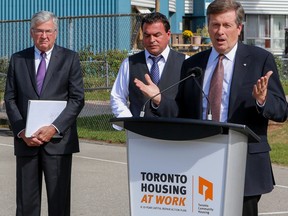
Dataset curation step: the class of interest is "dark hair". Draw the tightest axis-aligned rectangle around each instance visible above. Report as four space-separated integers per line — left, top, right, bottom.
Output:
141 12 170 32
207 0 245 26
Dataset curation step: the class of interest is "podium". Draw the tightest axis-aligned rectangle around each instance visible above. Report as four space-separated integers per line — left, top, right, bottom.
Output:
111 117 259 216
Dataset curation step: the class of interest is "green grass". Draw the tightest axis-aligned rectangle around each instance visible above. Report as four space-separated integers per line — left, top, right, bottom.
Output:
85 90 111 101
283 82 288 95
77 114 126 143
268 121 288 166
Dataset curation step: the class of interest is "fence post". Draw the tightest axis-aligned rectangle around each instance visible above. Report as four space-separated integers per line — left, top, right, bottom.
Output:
285 27 288 55
68 18 74 50
106 60 109 88
155 0 160 12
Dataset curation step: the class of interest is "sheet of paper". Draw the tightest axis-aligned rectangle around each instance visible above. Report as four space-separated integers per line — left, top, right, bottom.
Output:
25 100 67 137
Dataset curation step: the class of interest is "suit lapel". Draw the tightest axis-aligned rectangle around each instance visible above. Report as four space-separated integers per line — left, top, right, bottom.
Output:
198 50 211 117
158 51 175 88
41 45 60 93
228 43 250 120
25 47 38 94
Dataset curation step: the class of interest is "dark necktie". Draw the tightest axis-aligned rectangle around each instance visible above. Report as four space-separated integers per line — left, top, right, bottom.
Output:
149 55 162 84
208 54 224 121
36 52 46 94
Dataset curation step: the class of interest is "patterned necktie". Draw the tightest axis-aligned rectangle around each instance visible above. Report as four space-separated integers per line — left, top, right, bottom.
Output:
208 54 224 121
149 55 162 84
36 52 46 94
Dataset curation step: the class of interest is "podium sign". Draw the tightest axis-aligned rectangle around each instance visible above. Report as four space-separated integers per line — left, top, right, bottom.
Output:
127 130 247 216
111 117 259 216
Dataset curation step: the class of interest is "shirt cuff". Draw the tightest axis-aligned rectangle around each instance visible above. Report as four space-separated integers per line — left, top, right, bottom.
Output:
255 100 266 113
17 129 25 138
150 101 159 110
256 100 266 107
51 124 60 134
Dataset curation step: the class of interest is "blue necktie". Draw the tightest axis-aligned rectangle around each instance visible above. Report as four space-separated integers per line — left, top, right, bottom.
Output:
149 55 162 84
36 52 46 94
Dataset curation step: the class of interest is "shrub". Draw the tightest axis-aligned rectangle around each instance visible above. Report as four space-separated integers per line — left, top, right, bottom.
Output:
78 46 128 88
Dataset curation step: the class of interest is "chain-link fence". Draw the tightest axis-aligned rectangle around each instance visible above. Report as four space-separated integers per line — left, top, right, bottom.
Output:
0 14 287 143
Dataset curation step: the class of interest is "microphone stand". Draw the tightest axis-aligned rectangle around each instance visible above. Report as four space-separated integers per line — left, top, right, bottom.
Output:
139 67 211 119
140 73 195 117
192 77 212 120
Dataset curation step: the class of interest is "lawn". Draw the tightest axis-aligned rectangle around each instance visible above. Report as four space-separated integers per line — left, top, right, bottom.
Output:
268 121 288 166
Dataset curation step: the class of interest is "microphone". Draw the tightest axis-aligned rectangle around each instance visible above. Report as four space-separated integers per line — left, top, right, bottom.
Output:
139 67 203 117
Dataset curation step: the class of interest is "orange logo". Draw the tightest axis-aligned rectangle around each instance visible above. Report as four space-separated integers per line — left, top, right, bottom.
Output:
198 176 213 201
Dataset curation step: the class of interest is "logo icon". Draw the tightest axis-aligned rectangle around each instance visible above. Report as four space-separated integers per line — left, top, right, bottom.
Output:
198 176 213 201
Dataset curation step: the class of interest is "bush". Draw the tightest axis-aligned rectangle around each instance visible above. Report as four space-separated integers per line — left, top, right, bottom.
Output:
0 57 9 74
0 57 9 92
78 46 128 88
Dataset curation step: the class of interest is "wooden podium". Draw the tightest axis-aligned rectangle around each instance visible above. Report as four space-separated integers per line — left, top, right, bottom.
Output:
111 117 259 216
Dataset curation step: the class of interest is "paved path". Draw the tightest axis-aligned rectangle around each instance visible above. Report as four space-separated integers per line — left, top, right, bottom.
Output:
0 128 288 216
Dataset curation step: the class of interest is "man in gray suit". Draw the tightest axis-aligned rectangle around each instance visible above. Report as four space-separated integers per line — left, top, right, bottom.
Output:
4 11 84 216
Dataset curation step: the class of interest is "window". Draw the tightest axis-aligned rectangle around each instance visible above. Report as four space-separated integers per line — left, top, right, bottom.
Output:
245 14 288 53
245 15 270 48
272 15 286 50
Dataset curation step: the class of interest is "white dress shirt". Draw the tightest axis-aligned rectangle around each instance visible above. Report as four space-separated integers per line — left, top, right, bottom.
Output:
202 44 238 122
110 46 171 118
34 47 53 74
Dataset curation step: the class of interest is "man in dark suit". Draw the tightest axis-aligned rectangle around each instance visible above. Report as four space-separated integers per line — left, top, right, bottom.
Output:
110 12 186 121
176 1 288 215
4 11 84 216
135 1 287 215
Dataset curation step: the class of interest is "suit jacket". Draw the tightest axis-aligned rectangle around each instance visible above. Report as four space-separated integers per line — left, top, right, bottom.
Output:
165 42 287 196
4 45 85 156
128 50 185 117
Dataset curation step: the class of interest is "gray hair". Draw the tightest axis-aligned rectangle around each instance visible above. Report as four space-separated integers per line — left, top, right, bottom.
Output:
31 11 58 30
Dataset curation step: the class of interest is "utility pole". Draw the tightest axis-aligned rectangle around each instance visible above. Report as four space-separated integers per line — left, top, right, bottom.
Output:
155 0 160 12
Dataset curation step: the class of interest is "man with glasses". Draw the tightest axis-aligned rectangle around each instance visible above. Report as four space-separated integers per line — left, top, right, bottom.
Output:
4 10 84 216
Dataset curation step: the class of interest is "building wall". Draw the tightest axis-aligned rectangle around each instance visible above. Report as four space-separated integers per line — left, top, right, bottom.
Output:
131 0 185 34
0 0 187 56
240 0 288 15
183 0 212 33
0 0 133 55
184 0 193 14
183 0 288 54
0 0 131 20
240 0 288 54
170 0 185 34
131 0 155 9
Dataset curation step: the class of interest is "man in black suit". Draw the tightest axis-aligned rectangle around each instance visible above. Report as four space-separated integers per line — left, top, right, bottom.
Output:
4 11 84 216
135 1 287 215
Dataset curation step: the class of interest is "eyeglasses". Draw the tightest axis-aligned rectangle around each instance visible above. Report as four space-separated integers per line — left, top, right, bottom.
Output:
32 29 56 36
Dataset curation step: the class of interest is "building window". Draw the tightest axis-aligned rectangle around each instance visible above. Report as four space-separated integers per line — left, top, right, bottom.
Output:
272 15 286 50
245 15 270 48
245 14 287 53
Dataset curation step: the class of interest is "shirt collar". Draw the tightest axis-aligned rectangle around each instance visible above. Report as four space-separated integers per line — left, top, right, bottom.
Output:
34 46 54 59
145 45 170 62
211 43 238 62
